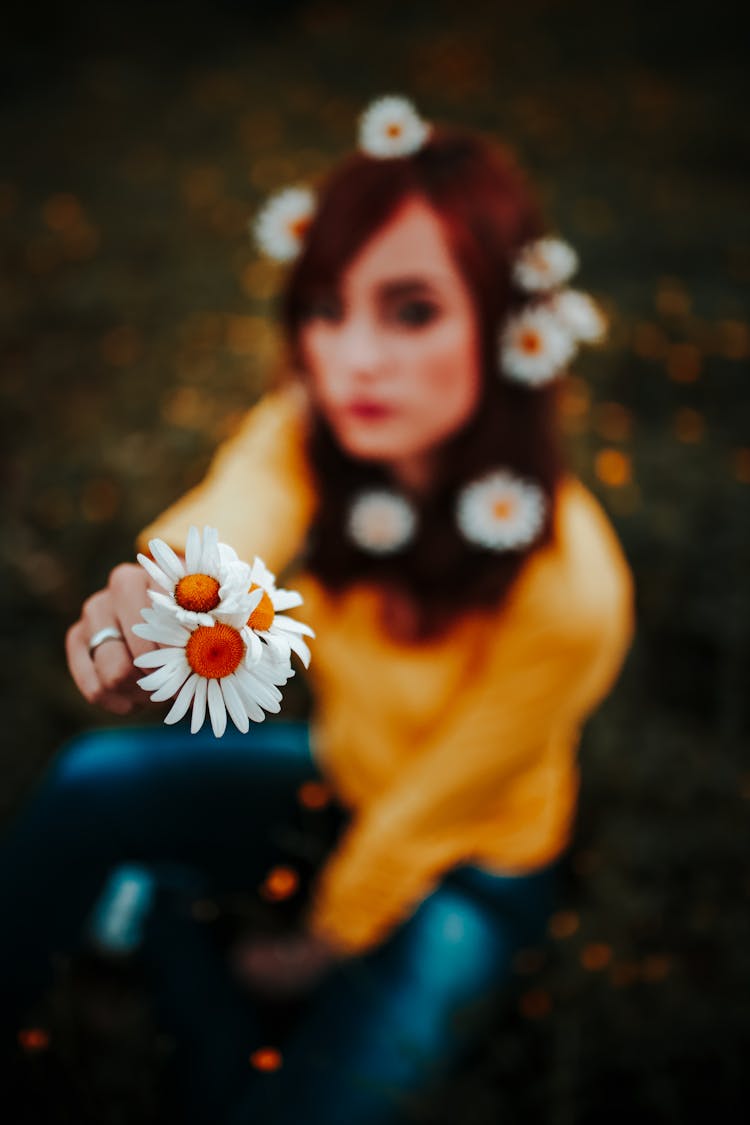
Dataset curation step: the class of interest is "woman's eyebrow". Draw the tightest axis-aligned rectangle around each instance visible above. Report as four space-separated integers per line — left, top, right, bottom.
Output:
377 277 443 300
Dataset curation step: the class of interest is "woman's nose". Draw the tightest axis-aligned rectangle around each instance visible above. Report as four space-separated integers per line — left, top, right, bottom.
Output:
337 315 384 379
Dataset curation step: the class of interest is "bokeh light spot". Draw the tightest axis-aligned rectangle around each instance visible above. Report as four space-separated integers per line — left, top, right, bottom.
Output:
298 780 331 809
260 865 299 901
581 943 613 971
250 1046 283 1071
595 448 632 487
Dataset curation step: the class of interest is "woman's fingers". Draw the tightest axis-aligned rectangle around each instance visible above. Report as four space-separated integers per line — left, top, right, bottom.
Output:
66 615 132 713
67 563 161 714
66 618 105 704
82 589 137 696
107 563 156 660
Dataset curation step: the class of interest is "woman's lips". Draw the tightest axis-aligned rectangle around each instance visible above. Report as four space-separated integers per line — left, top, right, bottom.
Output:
344 400 395 421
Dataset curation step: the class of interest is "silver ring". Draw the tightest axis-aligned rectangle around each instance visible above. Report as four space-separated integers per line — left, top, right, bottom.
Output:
88 626 125 659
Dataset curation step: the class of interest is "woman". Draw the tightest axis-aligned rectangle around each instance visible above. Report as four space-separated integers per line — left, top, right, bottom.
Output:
0 98 635 1124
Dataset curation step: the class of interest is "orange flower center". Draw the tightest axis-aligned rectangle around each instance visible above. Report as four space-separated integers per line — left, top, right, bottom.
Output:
528 247 549 273
186 623 244 679
520 329 542 354
175 573 221 614
287 215 311 240
247 583 275 632
492 497 516 520
386 122 403 137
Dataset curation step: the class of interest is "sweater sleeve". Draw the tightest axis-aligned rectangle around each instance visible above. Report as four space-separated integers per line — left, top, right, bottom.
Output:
305 540 636 958
135 385 317 571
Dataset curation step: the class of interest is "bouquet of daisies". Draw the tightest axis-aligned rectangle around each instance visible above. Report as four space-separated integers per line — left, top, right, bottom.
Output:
131 526 314 737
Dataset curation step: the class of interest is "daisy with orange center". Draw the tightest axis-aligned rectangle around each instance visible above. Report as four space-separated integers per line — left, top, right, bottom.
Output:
346 489 417 555
136 525 259 632
547 288 608 344
456 470 547 551
252 186 317 263
358 95 431 158
241 557 315 669
132 602 294 737
512 237 579 293
499 305 576 387
131 527 311 736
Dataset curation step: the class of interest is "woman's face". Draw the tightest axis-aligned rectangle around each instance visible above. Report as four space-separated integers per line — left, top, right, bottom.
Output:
297 195 482 487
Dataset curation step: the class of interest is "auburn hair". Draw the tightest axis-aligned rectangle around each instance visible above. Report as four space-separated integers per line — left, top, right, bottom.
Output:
276 127 569 641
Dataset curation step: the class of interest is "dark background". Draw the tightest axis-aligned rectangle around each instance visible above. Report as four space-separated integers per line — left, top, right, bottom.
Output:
2 0 749 1121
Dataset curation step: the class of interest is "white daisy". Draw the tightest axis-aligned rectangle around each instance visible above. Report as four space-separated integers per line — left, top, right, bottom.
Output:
358 95 431 158
512 237 579 293
132 602 293 737
241 556 316 670
499 304 577 387
347 489 417 555
136 526 261 641
547 288 608 343
456 470 547 551
252 186 316 263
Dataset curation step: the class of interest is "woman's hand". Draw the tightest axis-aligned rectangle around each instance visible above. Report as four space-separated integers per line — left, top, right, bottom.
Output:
65 562 160 715
230 930 344 997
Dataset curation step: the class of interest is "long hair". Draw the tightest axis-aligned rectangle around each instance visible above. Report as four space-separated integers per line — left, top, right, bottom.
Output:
278 128 569 641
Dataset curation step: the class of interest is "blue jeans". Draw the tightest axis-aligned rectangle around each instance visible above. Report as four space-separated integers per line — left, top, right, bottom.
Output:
0 720 561 1124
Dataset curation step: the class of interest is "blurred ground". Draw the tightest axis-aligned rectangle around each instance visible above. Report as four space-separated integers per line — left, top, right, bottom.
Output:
1 0 749 1121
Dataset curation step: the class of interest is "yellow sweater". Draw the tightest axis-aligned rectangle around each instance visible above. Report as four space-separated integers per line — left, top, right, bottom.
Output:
136 385 636 957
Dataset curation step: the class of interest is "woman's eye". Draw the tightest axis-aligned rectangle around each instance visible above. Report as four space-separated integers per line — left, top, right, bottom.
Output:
393 300 439 327
304 296 343 322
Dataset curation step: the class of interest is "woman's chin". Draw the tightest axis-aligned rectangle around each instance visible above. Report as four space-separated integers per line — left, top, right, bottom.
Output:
333 428 405 464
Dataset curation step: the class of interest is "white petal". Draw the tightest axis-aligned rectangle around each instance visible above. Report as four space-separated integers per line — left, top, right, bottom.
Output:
179 610 215 628
149 539 185 584
271 589 303 611
232 665 269 722
185 526 201 573
274 616 315 637
201 526 220 576
241 671 282 712
220 676 250 733
242 629 263 665
261 632 291 661
132 621 191 647
207 677 227 737
255 651 295 685
191 676 208 733
288 635 311 669
137 553 173 592
217 541 239 566
136 664 179 691
147 589 177 612
250 557 276 588
164 674 199 724
133 647 185 670
149 659 191 702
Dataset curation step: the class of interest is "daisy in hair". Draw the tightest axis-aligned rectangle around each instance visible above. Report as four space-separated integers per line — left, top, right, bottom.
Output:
132 601 295 737
252 186 316 262
231 553 316 670
358 95 431 158
512 237 579 293
456 470 547 552
547 288 608 344
137 526 261 633
499 304 577 387
347 489 417 555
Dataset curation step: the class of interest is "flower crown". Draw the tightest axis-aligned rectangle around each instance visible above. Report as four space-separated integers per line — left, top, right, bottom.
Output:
249 94 607 388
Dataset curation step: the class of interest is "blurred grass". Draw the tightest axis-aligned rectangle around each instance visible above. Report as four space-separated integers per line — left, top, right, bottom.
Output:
1 0 749 1121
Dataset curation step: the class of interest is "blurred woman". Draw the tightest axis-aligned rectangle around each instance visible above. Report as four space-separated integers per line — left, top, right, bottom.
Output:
0 98 635 1124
